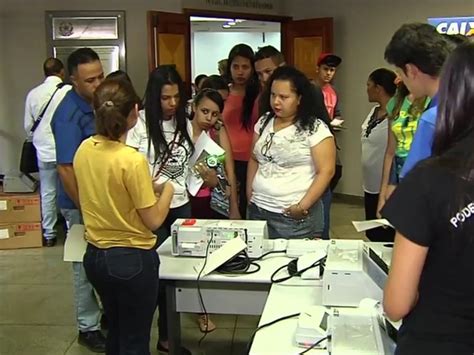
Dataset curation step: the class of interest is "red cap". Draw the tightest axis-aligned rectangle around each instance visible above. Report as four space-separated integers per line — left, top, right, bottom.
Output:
317 53 342 67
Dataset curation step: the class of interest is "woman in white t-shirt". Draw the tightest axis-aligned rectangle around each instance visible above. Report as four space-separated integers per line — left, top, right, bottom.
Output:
126 65 193 354
247 66 336 239
361 68 397 242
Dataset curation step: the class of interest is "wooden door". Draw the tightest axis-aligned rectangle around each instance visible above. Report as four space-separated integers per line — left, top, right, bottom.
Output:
281 18 333 81
147 11 191 93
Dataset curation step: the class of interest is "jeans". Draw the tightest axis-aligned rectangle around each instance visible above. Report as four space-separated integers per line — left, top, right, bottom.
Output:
248 201 324 239
321 189 332 240
61 208 101 332
84 244 159 355
154 203 191 342
38 160 57 240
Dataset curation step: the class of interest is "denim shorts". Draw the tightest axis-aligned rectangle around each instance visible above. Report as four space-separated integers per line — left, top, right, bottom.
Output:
248 201 324 239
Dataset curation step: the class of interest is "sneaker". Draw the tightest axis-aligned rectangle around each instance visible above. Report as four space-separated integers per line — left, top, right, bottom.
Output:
78 330 106 353
43 238 57 247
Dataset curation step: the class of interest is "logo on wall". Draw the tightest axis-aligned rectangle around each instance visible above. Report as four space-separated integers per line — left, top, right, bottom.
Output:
428 17 474 36
58 21 74 37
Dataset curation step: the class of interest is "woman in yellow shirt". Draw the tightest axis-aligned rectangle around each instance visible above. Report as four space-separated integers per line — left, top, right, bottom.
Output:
74 79 173 355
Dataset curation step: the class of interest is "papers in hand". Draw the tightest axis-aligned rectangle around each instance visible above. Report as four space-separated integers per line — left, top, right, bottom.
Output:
352 219 393 232
187 132 225 196
64 224 87 262
330 118 344 127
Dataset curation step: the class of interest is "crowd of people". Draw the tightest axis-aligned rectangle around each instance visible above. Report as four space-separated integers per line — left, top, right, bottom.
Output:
22 21 474 355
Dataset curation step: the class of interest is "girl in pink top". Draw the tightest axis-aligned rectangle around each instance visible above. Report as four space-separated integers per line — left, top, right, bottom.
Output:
222 44 260 217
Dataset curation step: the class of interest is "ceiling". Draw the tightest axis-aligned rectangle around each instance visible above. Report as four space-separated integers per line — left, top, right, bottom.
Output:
190 16 280 33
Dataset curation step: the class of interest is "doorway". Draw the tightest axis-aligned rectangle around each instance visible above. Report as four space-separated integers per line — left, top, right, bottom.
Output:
190 16 280 81
147 9 334 93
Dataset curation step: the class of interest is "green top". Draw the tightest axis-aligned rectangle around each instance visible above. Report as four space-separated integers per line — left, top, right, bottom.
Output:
387 96 430 159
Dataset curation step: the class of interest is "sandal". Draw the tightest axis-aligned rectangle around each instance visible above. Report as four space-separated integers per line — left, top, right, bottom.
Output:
198 314 216 333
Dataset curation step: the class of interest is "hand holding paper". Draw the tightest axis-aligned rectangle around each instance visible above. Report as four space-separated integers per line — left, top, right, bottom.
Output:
187 132 225 196
352 219 393 233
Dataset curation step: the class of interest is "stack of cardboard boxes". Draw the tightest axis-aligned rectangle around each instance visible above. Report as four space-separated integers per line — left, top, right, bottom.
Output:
0 188 43 249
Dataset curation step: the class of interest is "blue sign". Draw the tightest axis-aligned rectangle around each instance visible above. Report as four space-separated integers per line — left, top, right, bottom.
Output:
428 17 474 36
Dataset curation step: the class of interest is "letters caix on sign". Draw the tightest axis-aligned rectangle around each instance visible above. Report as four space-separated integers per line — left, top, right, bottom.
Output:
428 16 474 36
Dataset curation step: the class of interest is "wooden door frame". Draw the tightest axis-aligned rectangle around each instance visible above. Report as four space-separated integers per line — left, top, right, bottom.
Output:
182 8 291 23
147 10 291 74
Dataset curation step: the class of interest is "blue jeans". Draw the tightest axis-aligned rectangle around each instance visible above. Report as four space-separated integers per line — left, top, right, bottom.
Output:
84 244 159 355
61 208 101 332
38 161 57 240
248 201 324 239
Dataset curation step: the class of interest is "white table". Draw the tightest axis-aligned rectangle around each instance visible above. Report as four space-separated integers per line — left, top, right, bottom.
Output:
250 242 398 355
250 284 327 355
158 238 395 355
157 237 295 355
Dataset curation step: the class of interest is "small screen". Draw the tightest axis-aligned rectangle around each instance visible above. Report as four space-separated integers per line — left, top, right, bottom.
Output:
319 312 329 331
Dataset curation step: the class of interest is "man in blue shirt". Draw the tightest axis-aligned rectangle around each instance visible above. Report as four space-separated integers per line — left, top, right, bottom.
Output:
51 48 105 352
384 23 453 178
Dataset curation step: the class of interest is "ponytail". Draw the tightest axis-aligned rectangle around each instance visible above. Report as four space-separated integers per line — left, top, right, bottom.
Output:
93 79 140 141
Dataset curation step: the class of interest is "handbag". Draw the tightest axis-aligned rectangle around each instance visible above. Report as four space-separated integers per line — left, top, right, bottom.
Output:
210 162 230 217
20 83 63 174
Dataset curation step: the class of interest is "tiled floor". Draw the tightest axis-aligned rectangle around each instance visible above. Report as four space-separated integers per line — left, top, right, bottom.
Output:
0 199 365 355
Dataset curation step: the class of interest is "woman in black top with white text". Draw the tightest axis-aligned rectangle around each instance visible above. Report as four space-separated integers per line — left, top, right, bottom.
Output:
382 42 474 355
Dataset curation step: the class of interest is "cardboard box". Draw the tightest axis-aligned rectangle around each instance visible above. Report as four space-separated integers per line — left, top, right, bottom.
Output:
0 222 43 249
0 191 41 223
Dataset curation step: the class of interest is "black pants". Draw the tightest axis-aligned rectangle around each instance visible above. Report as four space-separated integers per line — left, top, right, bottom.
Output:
154 203 191 342
234 160 248 218
364 192 395 242
83 244 159 355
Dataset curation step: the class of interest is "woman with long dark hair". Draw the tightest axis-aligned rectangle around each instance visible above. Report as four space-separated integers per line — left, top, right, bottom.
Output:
247 66 336 238
126 65 192 354
382 43 474 355
189 89 240 220
222 44 260 217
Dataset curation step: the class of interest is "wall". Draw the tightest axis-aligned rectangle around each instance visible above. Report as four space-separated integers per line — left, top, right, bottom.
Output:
0 0 283 175
192 31 280 78
284 0 474 197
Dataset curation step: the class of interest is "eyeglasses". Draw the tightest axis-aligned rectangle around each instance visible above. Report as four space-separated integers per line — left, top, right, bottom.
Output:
261 132 275 161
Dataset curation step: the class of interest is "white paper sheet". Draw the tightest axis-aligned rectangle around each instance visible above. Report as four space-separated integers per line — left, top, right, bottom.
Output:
0 228 10 239
330 118 345 127
187 131 225 196
352 219 393 232
63 224 87 262
193 237 247 276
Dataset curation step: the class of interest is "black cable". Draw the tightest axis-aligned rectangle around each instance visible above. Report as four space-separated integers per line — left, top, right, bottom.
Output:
271 256 326 283
298 335 330 354
197 233 213 347
216 250 261 274
251 250 286 261
246 312 301 354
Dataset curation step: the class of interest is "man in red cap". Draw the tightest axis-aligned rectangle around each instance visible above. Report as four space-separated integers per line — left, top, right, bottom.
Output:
315 53 343 124
315 52 343 240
